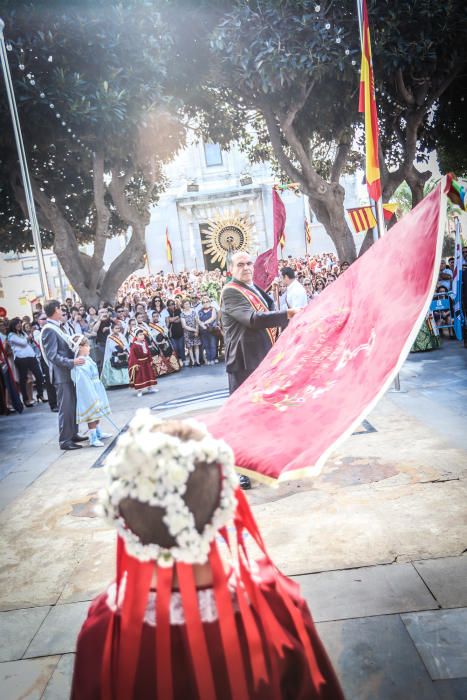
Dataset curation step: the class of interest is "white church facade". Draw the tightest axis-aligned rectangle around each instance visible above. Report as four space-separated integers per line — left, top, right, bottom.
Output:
143 138 363 273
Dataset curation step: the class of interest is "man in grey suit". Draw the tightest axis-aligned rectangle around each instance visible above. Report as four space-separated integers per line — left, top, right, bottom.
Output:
41 300 87 451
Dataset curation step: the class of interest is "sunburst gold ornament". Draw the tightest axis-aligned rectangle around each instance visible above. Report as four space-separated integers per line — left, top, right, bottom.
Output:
202 211 253 268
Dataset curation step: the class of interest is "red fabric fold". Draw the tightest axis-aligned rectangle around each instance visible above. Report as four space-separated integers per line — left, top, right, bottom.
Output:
155 565 173 700
218 527 269 689
209 544 249 700
117 552 153 700
176 562 216 700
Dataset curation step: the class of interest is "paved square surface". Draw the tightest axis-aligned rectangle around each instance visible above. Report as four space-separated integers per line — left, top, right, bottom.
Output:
0 345 466 698
402 609 467 680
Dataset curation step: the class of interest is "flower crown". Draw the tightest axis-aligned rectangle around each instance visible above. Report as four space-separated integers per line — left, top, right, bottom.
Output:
70 333 86 357
98 409 238 566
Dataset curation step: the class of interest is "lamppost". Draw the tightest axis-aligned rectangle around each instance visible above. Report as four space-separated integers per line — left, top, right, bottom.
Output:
0 18 51 299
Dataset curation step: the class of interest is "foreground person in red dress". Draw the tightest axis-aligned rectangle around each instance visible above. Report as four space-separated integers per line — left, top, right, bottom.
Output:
71 412 344 700
127 329 158 397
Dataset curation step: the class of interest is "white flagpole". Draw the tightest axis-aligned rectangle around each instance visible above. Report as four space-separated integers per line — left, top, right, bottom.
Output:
0 18 50 299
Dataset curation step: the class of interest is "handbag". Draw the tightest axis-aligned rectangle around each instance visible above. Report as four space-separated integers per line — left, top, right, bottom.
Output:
110 349 129 369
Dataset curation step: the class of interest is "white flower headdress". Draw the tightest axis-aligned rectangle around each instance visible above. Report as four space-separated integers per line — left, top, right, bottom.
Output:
98 409 238 566
70 333 86 357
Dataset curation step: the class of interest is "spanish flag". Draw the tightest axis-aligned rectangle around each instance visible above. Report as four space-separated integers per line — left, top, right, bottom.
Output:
358 0 381 202
304 217 312 245
165 226 173 264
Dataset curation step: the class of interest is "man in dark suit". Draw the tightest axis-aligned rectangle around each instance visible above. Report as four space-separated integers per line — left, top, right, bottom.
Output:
221 253 300 490
41 300 87 451
222 252 299 394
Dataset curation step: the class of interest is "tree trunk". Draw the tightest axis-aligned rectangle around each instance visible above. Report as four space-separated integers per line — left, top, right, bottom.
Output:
308 184 357 263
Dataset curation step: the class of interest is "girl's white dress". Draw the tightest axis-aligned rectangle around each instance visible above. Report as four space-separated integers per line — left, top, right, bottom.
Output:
72 356 111 424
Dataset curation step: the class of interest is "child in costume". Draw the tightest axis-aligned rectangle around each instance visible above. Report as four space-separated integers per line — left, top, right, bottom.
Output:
128 329 158 398
71 411 344 699
71 334 112 447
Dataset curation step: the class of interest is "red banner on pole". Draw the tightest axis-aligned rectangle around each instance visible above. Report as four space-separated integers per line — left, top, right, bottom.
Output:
205 179 448 484
253 189 286 290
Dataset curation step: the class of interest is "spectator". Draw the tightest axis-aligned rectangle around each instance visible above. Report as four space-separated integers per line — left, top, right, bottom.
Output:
197 296 218 365
181 298 201 367
313 277 326 297
8 317 45 407
280 267 308 308
438 260 453 291
128 328 158 397
34 314 58 411
166 299 185 365
101 321 130 389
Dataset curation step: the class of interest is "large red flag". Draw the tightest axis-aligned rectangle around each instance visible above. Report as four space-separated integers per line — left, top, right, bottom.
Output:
205 178 448 484
253 189 286 290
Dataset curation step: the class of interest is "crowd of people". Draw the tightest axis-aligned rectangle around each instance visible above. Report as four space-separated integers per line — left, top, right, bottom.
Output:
1 248 464 416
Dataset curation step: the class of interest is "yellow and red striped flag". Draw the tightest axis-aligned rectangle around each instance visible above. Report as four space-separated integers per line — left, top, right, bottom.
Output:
347 206 377 233
347 203 397 233
358 0 382 202
165 226 173 264
304 217 312 245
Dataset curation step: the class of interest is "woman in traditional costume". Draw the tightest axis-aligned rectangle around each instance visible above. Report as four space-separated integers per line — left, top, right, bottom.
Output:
71 413 344 700
148 311 180 377
128 329 158 397
70 335 112 447
411 310 441 352
101 322 130 388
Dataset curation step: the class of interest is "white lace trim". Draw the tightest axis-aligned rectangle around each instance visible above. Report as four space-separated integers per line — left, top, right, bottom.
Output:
105 579 239 626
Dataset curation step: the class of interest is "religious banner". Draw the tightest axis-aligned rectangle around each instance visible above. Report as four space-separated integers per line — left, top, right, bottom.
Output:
205 178 448 484
253 188 286 290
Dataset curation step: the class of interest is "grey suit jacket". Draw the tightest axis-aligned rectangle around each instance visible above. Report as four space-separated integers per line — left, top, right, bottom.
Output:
41 325 75 384
221 279 288 374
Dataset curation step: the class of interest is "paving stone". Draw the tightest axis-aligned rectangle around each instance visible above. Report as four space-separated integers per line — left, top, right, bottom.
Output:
433 679 467 699
402 609 467 680
295 562 437 622
414 557 467 608
317 614 439 700
0 655 59 700
24 602 89 658
42 653 75 700
0 606 50 662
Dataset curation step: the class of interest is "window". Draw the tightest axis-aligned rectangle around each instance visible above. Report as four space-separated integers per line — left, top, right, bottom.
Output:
204 142 222 167
21 260 38 271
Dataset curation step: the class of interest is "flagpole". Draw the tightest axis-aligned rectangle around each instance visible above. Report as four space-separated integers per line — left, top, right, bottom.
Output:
0 18 51 299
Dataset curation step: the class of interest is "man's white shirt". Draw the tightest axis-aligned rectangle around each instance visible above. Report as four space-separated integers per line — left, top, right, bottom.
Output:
285 279 308 308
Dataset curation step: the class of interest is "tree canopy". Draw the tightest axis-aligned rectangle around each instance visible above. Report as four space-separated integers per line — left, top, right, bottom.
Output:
0 0 184 304
165 0 466 260
1 0 466 298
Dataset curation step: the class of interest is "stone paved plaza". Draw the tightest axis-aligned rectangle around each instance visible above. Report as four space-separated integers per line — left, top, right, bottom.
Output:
0 342 466 699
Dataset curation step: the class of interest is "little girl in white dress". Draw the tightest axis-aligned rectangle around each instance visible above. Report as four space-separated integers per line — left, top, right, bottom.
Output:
71 335 112 447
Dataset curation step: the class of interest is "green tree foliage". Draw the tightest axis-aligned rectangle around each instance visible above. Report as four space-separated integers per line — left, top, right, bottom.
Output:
0 0 184 304
165 0 466 260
